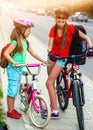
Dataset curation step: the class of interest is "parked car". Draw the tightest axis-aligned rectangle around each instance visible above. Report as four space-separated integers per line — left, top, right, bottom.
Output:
36 8 45 15
30 8 37 13
71 12 88 22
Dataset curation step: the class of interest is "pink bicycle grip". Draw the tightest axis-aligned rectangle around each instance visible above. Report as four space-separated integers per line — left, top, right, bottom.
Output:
27 63 40 67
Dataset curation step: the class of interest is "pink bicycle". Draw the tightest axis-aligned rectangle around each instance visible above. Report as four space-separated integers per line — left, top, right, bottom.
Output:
19 63 51 128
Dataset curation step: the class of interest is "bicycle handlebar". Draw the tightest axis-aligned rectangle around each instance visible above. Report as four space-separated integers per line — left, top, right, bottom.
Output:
49 53 87 60
18 63 41 67
19 63 46 77
48 50 93 61
59 54 87 60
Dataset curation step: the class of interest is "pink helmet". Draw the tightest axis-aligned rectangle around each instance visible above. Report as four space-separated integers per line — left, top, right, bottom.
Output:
14 18 34 27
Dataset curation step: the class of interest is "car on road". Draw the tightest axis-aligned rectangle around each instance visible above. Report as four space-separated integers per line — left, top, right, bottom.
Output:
71 12 88 22
36 8 45 15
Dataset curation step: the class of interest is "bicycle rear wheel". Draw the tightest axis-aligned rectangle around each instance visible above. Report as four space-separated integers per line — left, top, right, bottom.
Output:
29 94 51 128
56 71 69 110
72 80 84 130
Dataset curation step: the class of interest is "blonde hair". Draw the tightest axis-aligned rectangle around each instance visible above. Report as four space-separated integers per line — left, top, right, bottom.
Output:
10 23 29 52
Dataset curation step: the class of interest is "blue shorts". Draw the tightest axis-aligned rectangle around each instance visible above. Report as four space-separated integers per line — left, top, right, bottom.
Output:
47 56 67 67
7 66 23 97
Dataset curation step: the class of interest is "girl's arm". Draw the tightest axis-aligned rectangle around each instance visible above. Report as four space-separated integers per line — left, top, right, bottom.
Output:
47 37 54 53
79 30 92 46
28 46 48 64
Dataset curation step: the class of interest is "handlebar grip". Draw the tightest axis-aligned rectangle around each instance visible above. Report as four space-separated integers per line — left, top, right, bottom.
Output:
87 46 93 57
27 63 41 67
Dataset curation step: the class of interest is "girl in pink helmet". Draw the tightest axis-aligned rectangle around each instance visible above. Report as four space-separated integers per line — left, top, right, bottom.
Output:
42 7 92 119
4 18 48 119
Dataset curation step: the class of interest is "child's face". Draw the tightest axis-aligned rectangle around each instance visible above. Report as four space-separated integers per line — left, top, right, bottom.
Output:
56 17 67 29
24 27 31 38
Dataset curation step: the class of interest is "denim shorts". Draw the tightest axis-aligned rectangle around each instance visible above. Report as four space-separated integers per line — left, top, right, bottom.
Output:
7 66 23 97
47 56 67 67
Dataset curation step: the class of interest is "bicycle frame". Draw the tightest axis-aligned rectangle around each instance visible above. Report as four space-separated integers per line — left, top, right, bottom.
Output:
21 63 43 112
56 58 85 130
63 64 72 98
60 62 85 105
55 52 93 130
19 63 51 128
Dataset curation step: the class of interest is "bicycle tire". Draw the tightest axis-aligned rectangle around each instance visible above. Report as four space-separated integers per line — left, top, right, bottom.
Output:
56 71 69 110
19 83 24 95
19 84 29 112
29 94 51 128
72 80 84 130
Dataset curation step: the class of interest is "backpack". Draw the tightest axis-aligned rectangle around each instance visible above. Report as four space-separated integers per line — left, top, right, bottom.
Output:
0 40 29 68
69 25 87 65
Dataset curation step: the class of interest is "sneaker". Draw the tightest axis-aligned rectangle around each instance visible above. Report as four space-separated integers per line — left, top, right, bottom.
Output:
51 112 60 119
7 110 21 119
41 112 60 119
13 109 22 117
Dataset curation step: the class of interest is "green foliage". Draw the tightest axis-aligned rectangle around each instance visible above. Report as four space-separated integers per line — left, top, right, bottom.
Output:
0 89 7 125
0 89 3 98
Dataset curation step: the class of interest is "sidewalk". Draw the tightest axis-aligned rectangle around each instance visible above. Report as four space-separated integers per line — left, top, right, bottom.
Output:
0 13 93 130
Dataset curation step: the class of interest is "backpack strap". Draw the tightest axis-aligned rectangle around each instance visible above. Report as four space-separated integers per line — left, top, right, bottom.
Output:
26 40 29 50
72 25 79 38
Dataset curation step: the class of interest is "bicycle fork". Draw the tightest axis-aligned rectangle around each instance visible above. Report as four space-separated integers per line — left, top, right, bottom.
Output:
78 79 85 106
72 78 85 107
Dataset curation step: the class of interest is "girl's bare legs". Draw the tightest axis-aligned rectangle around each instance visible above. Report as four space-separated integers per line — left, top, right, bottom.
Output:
7 96 21 119
46 61 62 111
7 96 15 112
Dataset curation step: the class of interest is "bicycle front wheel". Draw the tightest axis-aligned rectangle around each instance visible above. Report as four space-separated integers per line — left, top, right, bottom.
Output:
29 94 51 128
56 71 69 110
72 80 84 130
19 83 29 112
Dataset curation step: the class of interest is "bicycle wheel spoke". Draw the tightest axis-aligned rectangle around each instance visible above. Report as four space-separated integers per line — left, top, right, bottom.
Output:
56 71 69 111
29 94 51 128
20 92 29 112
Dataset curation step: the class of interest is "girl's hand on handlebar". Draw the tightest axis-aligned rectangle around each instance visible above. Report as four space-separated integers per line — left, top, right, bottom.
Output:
42 60 50 66
12 62 20 67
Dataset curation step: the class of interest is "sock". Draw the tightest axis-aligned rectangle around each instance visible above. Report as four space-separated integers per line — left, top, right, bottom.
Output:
52 110 59 114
